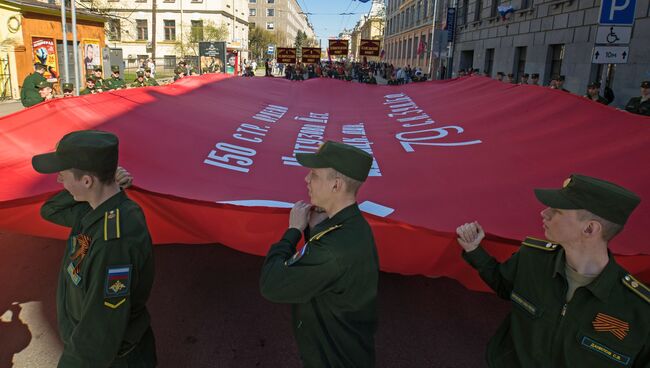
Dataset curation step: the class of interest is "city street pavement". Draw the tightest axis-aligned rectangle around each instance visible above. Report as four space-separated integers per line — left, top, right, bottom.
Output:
0 100 23 118
0 231 510 368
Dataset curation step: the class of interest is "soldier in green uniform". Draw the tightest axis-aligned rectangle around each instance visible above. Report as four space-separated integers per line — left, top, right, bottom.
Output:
260 141 379 368
624 81 650 116
130 70 147 88
20 62 47 107
584 81 609 105
32 130 157 367
106 65 126 90
456 174 650 367
62 82 74 97
91 66 106 92
37 80 54 102
144 67 159 86
79 76 97 95
173 66 185 81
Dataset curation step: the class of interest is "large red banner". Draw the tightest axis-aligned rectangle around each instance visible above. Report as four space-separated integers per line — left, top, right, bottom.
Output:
1 75 649 291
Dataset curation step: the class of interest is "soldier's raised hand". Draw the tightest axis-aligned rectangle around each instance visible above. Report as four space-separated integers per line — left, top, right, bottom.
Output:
289 201 312 231
115 166 133 189
456 221 485 252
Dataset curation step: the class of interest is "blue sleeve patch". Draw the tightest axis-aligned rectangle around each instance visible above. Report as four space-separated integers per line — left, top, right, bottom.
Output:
104 265 132 298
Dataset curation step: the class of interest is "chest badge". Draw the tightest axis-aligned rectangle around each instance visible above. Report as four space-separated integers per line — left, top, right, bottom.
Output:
592 312 629 340
67 262 82 285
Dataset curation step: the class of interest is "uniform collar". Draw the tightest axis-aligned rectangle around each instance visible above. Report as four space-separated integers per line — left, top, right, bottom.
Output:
81 190 128 230
314 203 361 233
553 248 620 301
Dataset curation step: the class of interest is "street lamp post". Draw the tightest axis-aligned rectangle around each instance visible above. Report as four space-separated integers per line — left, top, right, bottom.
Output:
60 0 69 85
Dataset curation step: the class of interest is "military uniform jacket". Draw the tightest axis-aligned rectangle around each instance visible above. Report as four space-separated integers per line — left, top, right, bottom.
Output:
625 97 650 116
260 204 379 368
463 237 650 367
20 72 46 107
79 87 95 95
106 77 126 90
130 80 147 88
145 78 159 87
92 77 106 91
41 190 154 368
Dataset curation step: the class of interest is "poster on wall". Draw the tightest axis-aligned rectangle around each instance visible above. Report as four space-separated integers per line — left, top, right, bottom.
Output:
199 41 226 73
32 37 58 80
82 39 102 74
226 50 238 75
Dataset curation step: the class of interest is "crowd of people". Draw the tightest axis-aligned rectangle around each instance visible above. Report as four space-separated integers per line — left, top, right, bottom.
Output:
468 68 650 116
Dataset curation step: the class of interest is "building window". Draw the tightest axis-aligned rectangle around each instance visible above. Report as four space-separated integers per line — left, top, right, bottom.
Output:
548 44 564 82
423 0 428 17
249 0 256 2
164 55 176 69
474 0 483 21
266 22 274 30
250 8 256 16
491 0 499 17
514 46 527 80
484 48 494 76
164 20 176 41
267 8 274 16
459 0 469 24
191 20 204 41
267 0 274 3
108 19 121 41
136 19 148 40
413 36 419 58
135 0 146 3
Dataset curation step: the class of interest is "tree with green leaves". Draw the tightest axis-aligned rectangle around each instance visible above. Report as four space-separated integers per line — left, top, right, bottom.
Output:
248 26 277 61
174 20 229 57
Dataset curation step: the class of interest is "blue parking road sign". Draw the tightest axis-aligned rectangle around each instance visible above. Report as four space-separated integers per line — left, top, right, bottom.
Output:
599 0 636 25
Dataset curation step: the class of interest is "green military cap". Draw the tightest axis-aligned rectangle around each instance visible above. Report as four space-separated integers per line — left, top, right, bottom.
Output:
62 83 74 91
587 81 601 89
37 80 52 89
111 65 120 72
174 66 184 74
641 81 650 88
136 70 145 77
94 65 102 72
144 67 151 72
32 130 119 174
534 174 641 225
86 75 95 82
296 141 373 182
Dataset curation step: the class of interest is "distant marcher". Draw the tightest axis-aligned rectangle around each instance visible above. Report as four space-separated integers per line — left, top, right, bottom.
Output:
584 81 609 105
20 63 47 107
144 67 159 86
554 75 570 92
105 65 126 90
62 83 74 97
495 72 505 82
37 81 54 102
92 66 106 92
80 76 97 95
530 73 540 86
624 81 650 116
131 70 147 88
519 73 529 84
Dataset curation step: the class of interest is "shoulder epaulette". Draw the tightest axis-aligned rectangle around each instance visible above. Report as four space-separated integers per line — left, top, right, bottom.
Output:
309 224 343 242
521 236 560 251
103 209 121 241
622 274 650 304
